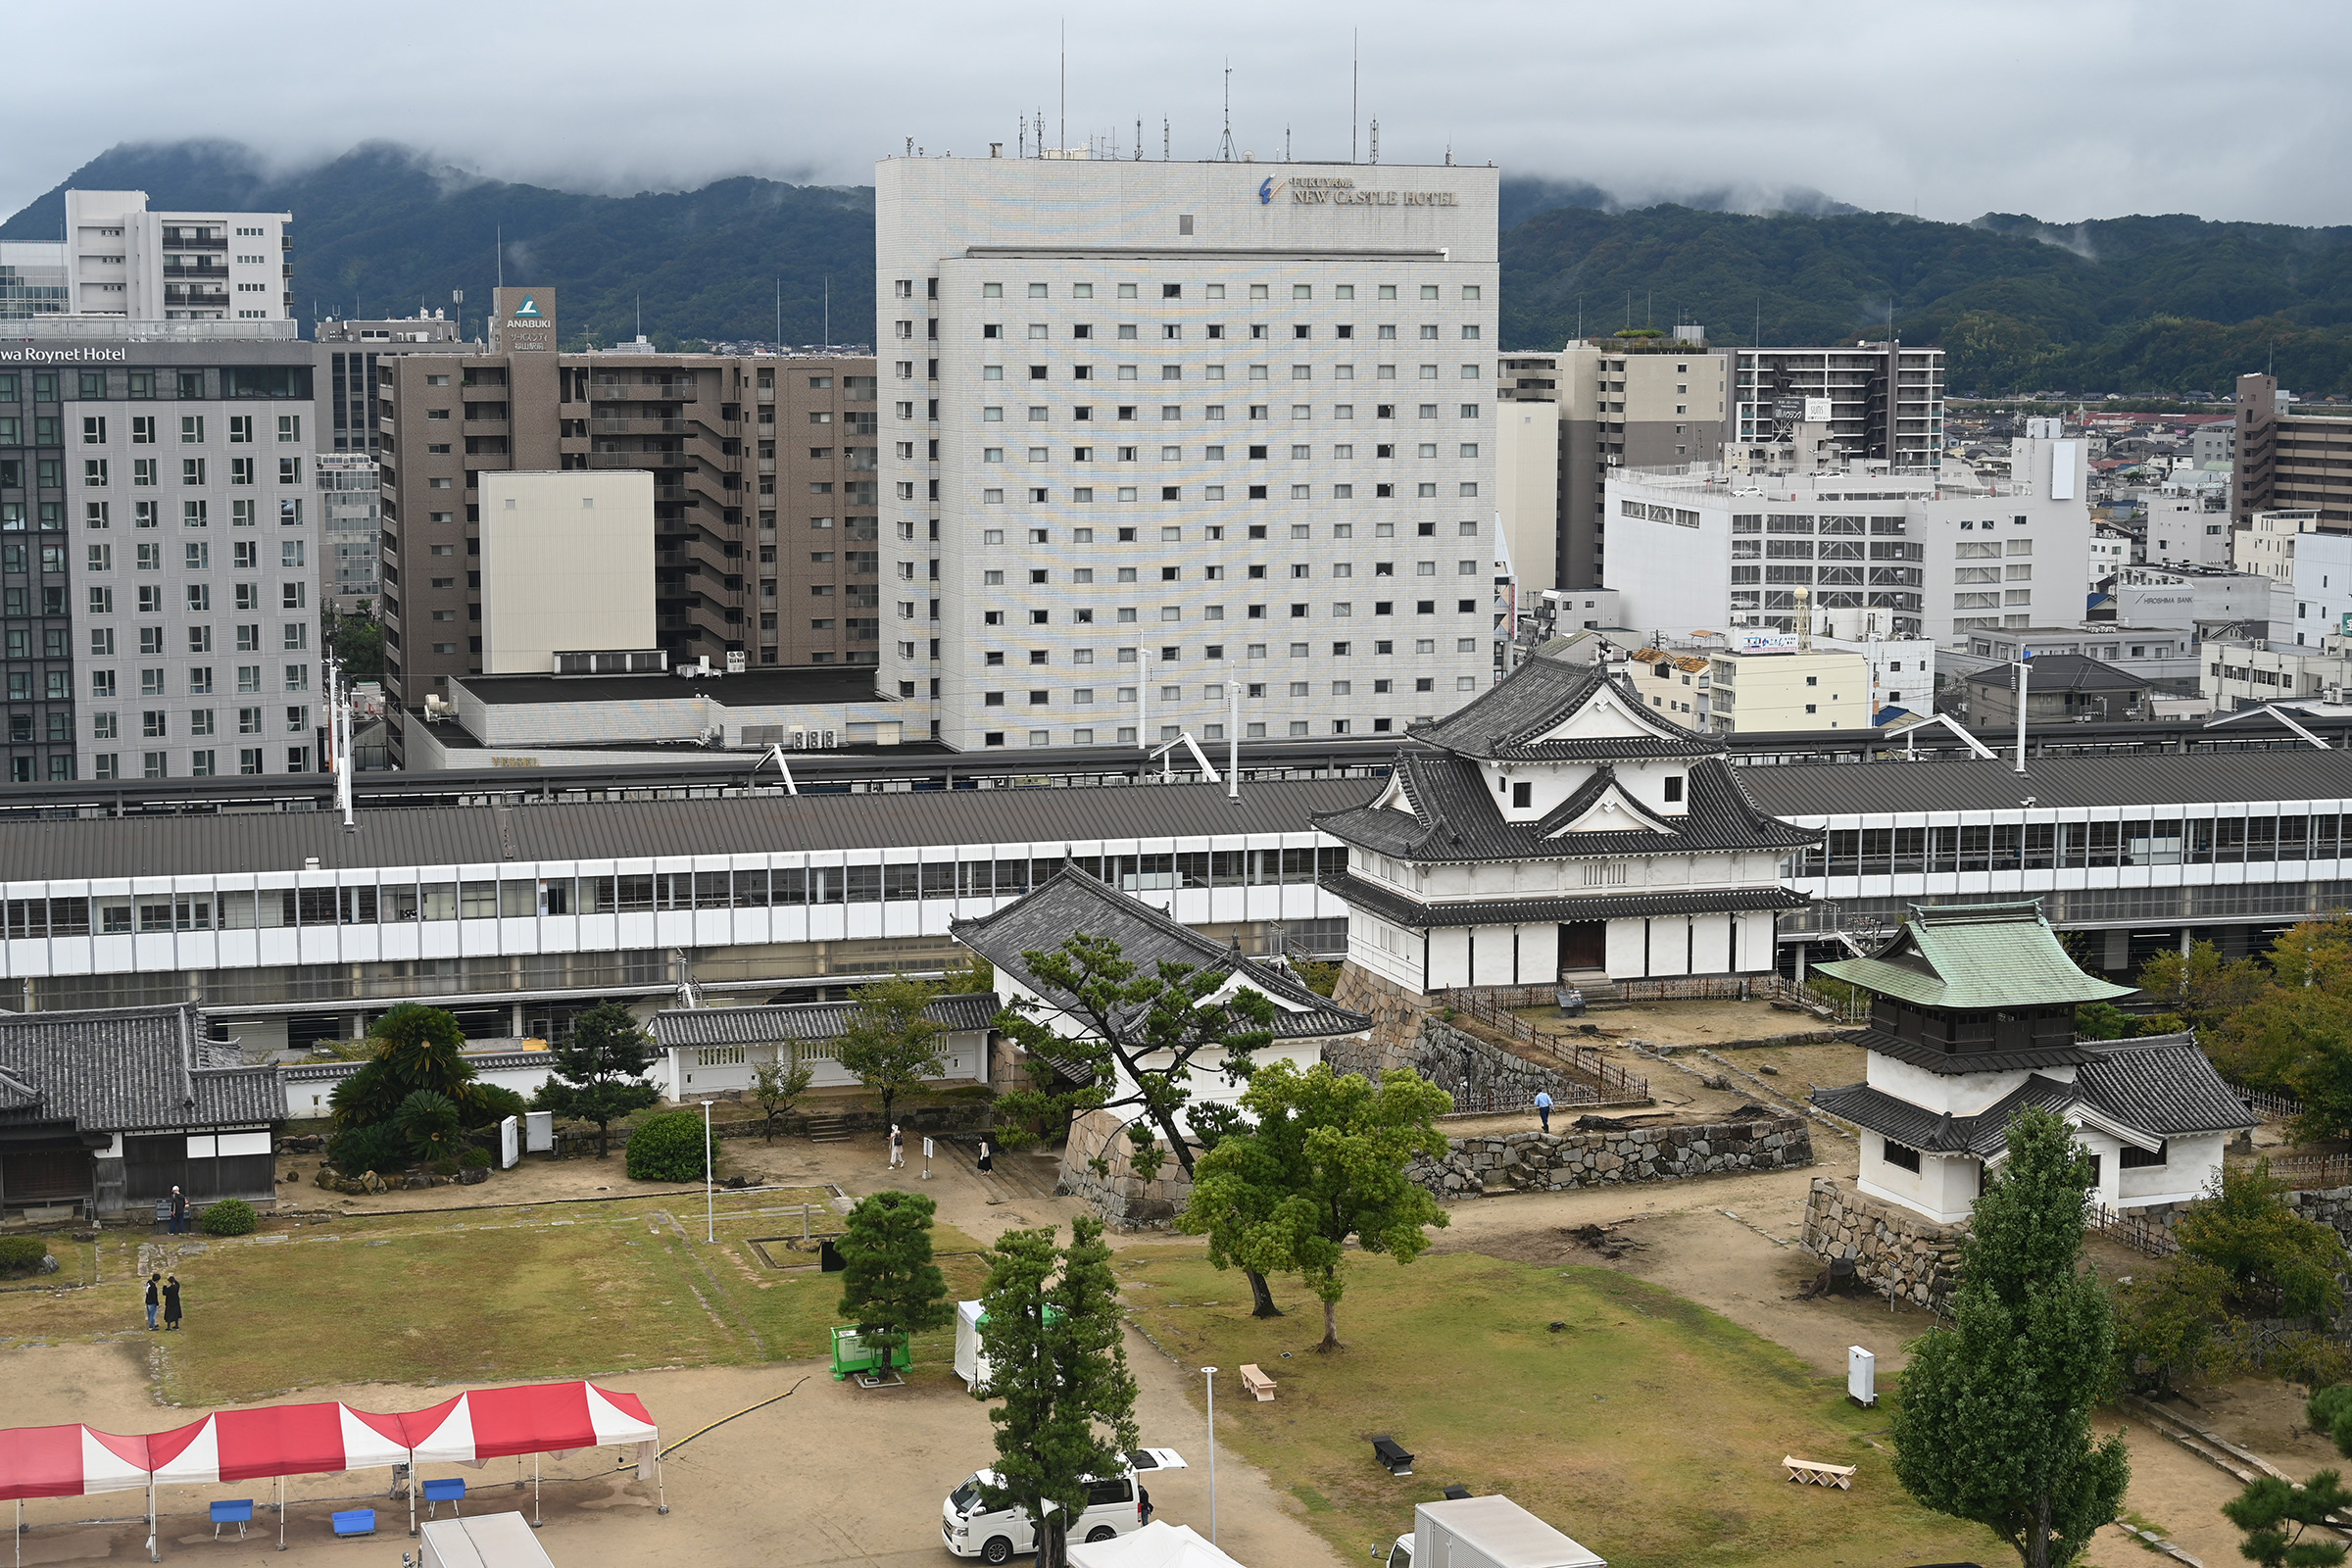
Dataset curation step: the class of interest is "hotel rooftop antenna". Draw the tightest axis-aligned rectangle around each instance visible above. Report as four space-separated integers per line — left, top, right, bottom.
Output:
1351 28 1358 164
1219 64 1237 162
1135 119 1143 160
1369 119 1380 166
1059 20 1065 154
1163 117 1170 160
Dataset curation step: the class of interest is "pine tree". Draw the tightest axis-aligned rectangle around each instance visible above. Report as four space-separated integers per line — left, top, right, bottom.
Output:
836 1190 953 1380
530 1002 660 1157
991 931 1285 1315
1891 1105 2130 1568
972 1216 1139 1568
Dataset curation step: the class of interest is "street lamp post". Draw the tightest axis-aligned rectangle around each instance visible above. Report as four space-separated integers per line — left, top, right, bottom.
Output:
701 1100 715 1243
1200 1366 1218 1545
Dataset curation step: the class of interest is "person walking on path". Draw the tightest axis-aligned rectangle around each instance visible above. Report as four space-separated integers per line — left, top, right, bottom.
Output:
889 1124 905 1170
975 1137 993 1175
161 1274 182 1331
143 1273 161 1331
167 1186 188 1235
1535 1089 1553 1134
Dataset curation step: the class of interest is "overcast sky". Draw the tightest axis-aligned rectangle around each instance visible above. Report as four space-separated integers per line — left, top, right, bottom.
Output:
4 0 2347 228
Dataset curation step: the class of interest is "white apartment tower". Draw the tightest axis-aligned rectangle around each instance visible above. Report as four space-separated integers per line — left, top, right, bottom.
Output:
875 156 1501 751
0 192 292 325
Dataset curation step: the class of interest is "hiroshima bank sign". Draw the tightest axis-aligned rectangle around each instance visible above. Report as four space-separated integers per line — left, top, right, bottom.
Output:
1257 175 1458 208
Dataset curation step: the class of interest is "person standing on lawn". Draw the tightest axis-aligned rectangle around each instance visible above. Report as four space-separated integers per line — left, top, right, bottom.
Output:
143 1273 161 1330
167 1186 188 1235
161 1274 182 1331
1535 1088 1553 1133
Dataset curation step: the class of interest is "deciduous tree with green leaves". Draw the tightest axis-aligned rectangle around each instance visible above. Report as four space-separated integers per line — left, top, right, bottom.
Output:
1178 1060 1452 1352
837 1189 953 1380
2175 1158 2347 1319
971 1216 1138 1568
529 1002 660 1157
838 974 947 1131
992 931 1284 1314
749 1054 816 1142
1890 1105 2130 1568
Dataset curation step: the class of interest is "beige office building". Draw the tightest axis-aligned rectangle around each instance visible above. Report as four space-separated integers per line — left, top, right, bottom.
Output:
2235 372 2352 529
373 286 878 762
1704 647 1870 734
1501 338 1729 589
478 471 656 673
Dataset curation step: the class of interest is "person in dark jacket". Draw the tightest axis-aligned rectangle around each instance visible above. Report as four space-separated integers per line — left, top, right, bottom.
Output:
162 1274 183 1330
144 1273 161 1331
168 1186 188 1235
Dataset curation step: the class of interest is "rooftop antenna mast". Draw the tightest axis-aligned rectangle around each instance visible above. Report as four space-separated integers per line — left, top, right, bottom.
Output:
1369 119 1379 166
1163 118 1169 160
1219 63 1237 162
1059 20 1066 154
1351 28 1358 164
1135 118 1143 160
495 225 502 290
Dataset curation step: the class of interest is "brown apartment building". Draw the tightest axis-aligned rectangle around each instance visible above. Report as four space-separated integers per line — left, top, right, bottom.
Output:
2235 371 2352 529
375 303 877 763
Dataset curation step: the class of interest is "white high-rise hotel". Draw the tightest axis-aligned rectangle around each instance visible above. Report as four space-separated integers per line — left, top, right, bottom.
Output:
875 156 1500 751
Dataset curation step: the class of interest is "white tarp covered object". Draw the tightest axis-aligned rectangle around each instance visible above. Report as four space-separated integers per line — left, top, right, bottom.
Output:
1068 1522 1250 1568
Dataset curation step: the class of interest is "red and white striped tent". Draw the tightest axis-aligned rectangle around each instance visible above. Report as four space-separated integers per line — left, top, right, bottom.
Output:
0 1382 661 1560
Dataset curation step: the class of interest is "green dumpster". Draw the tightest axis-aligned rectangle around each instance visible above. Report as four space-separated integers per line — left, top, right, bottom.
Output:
831 1325 913 1382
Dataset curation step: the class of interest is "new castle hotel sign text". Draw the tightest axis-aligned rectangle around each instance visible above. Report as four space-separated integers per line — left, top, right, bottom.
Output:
1262 175 1461 208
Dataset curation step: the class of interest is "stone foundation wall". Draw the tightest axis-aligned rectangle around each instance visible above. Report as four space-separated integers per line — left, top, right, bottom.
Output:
1411 1115 1813 1197
1057 1107 1195 1230
2281 1185 2352 1250
1331 962 1429 1073
1800 1177 1965 1309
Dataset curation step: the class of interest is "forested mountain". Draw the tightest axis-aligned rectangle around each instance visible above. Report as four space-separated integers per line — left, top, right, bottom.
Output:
7 139 2349 397
0 140 875 351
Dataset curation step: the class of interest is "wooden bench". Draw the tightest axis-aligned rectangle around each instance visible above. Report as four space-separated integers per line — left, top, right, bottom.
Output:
1783 1456 1856 1490
1371 1436 1414 1476
1239 1364 1276 1401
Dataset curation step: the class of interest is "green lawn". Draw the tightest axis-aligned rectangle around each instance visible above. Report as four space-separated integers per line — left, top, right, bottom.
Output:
0 1191 991 1406
1116 1249 2002 1568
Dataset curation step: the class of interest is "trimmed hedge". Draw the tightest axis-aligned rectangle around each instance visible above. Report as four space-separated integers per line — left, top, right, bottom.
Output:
0 1237 49 1274
460 1147 493 1170
624 1110 709 1184
198 1199 257 1237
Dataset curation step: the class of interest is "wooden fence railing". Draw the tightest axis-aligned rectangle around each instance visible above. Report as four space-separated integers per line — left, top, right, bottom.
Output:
1439 988 1650 1104
2088 1203 2180 1258
2229 1082 2307 1121
2251 1152 2352 1191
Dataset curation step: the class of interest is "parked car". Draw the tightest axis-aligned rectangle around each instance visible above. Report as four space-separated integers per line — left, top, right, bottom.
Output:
943 1450 1187 1562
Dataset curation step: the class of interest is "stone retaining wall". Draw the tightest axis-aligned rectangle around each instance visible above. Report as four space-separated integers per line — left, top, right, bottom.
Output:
1331 962 1428 1072
2281 1185 2352 1250
1057 1107 1195 1229
1800 1177 1964 1309
1410 1115 1813 1197
1412 1018 1597 1110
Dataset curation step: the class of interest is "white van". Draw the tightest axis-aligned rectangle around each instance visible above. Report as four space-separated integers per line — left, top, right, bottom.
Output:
941 1449 1187 1562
